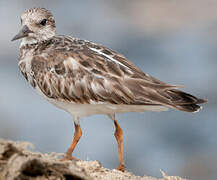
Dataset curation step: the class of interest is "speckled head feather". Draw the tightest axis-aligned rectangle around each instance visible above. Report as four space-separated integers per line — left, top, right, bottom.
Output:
20 8 56 44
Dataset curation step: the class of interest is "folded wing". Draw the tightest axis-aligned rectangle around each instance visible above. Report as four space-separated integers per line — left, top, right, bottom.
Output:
31 37 207 112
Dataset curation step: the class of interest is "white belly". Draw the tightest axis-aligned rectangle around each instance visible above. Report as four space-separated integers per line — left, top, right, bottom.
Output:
19 49 168 119
34 84 168 118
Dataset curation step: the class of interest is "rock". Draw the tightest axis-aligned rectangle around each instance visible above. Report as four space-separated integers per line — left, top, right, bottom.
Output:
0 139 187 180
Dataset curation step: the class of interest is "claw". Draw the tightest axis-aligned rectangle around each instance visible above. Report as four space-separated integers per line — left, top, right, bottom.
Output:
60 154 80 161
116 164 125 172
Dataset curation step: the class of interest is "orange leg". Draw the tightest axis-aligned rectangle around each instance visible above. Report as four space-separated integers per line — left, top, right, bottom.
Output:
114 120 125 172
63 122 82 161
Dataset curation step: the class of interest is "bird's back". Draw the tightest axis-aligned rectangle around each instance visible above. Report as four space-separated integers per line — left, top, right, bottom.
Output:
18 35 207 115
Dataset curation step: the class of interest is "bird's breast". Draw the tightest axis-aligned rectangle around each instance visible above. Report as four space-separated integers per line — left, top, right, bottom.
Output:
18 55 36 88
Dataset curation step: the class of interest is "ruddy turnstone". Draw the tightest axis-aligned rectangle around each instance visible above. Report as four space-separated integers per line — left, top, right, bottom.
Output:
12 8 207 171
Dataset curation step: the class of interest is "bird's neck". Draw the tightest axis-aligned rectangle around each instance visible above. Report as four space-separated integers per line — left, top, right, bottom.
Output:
20 36 55 48
20 37 38 47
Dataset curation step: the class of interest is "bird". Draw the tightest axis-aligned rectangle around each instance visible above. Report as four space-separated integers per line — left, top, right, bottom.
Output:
12 8 207 172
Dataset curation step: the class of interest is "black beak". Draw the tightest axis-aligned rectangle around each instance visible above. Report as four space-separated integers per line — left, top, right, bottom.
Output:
11 25 32 41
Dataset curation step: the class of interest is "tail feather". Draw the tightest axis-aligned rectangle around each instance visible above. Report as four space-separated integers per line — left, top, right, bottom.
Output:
166 89 207 112
175 104 201 112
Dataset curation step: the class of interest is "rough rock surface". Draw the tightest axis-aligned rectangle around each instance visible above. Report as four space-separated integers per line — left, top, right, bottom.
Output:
0 139 187 180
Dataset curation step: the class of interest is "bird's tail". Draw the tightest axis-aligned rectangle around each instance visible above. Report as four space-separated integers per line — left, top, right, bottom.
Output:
166 89 207 112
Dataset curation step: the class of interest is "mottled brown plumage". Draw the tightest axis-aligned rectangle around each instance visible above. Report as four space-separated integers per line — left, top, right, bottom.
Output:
18 35 206 111
12 8 207 172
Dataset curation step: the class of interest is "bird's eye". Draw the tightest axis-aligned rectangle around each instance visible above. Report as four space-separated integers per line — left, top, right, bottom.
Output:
40 19 47 26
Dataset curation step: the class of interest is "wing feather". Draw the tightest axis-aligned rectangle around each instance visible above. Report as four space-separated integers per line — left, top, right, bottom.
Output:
30 36 206 112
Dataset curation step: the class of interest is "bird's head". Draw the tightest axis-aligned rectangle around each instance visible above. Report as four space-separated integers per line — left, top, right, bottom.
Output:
12 8 56 45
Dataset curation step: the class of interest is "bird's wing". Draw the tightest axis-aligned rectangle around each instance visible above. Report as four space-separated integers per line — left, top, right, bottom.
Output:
31 36 205 110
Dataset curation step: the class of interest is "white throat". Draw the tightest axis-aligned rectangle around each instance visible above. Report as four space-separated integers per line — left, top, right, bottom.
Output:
20 37 38 47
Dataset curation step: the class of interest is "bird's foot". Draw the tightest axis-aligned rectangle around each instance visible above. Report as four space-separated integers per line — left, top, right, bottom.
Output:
116 164 125 172
60 153 80 161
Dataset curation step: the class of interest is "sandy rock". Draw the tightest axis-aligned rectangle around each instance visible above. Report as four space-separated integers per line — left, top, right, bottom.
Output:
0 139 187 180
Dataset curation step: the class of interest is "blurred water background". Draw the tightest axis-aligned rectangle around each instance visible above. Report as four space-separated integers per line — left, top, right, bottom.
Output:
0 1 217 180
